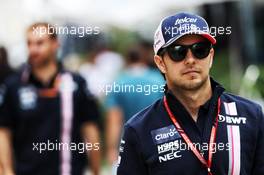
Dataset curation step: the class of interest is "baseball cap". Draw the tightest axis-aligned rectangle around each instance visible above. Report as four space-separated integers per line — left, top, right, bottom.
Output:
153 12 216 55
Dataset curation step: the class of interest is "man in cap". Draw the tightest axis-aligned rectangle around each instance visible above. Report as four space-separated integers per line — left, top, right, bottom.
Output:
117 12 264 175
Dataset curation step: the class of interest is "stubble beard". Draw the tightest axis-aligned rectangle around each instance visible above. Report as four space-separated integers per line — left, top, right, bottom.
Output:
29 55 54 69
173 75 209 91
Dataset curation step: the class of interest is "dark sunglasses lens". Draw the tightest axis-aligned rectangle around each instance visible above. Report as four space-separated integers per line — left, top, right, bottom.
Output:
192 42 211 59
168 45 187 62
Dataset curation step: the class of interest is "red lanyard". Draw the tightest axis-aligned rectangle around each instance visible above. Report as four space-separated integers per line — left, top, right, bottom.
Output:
38 74 61 98
163 96 221 175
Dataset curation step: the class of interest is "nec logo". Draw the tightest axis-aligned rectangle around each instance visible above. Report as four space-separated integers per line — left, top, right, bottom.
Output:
158 150 182 163
218 114 247 124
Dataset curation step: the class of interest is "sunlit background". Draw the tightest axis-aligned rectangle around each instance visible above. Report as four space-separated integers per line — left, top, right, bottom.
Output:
0 0 264 174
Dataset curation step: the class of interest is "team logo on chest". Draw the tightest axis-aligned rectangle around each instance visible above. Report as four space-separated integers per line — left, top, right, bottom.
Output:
151 125 181 145
151 125 182 163
219 102 247 125
18 86 37 110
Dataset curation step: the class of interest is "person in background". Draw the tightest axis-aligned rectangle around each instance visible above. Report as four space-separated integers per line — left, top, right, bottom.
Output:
105 45 164 167
79 38 124 101
0 46 14 175
138 40 157 69
0 46 14 85
0 22 101 175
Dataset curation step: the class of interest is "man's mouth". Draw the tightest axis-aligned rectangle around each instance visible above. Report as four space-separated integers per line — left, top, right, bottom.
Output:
182 69 200 75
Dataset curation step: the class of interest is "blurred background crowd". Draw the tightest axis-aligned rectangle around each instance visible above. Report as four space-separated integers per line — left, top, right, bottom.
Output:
0 0 264 174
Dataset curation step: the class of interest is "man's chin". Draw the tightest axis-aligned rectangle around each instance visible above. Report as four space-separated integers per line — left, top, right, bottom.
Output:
29 59 49 68
179 79 205 91
29 62 42 68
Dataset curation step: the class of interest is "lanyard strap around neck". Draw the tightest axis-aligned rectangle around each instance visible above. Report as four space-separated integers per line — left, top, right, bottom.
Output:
163 96 221 175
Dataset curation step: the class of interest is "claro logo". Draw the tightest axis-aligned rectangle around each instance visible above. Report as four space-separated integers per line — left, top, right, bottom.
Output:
151 125 181 145
155 128 178 141
218 114 247 124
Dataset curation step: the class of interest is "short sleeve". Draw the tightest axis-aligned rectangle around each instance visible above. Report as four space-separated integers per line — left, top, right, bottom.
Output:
117 125 148 175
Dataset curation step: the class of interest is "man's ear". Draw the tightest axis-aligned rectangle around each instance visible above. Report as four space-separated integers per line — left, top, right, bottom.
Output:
154 55 167 74
209 48 214 68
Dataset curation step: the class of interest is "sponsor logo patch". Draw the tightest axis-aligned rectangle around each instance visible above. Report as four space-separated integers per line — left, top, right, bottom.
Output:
18 86 37 110
219 114 246 124
151 125 181 145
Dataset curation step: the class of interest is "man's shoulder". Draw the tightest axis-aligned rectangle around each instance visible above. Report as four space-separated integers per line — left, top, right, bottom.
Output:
4 71 22 87
63 71 84 82
222 92 261 109
125 98 163 131
62 71 88 89
221 92 263 119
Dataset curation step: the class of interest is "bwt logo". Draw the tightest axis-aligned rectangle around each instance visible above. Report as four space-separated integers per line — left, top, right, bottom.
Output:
218 114 247 124
174 17 197 25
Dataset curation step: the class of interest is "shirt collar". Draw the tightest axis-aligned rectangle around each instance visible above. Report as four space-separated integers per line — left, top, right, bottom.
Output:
165 77 225 119
21 62 64 88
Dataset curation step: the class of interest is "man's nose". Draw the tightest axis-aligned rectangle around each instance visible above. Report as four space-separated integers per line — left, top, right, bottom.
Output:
28 44 38 53
184 49 196 65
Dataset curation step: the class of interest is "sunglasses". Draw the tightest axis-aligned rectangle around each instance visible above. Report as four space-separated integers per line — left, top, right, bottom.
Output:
159 42 212 62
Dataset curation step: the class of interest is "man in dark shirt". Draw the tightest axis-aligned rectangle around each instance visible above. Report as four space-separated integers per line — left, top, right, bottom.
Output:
117 12 264 175
0 23 101 175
